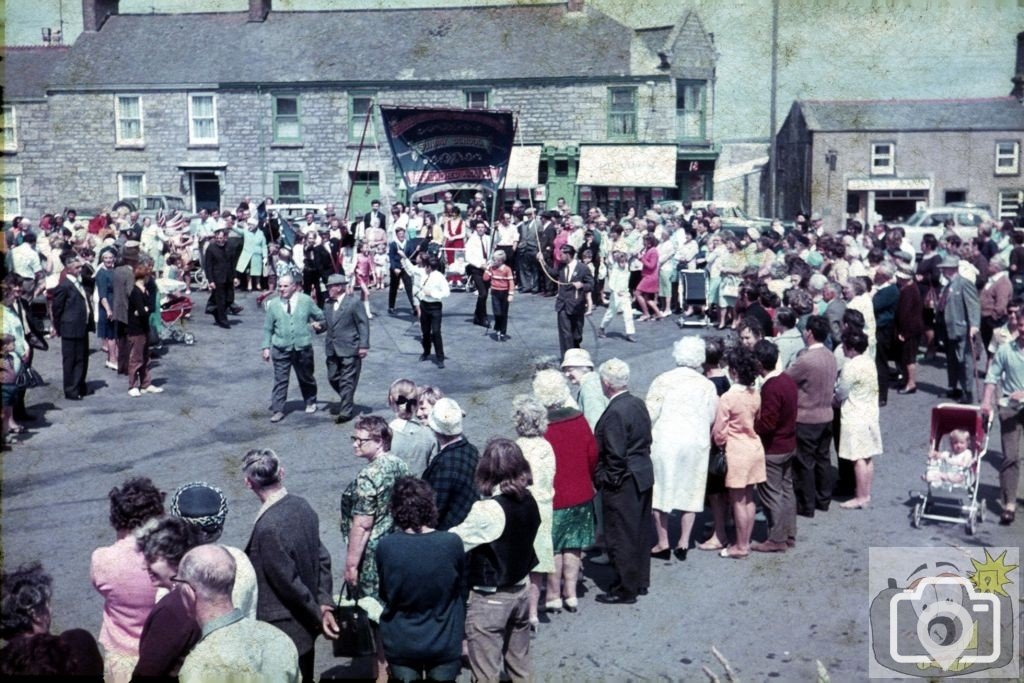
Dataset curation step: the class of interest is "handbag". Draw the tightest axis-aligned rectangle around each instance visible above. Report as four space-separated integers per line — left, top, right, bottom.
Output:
15 365 44 389
923 286 939 310
708 445 728 478
331 583 376 658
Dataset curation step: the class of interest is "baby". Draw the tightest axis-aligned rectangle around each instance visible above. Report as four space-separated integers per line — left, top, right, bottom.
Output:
925 428 974 485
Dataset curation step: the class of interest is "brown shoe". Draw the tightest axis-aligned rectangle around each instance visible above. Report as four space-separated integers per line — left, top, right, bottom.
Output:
751 540 789 553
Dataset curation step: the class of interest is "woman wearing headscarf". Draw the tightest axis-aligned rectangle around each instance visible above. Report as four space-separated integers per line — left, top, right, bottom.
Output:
511 395 556 629
533 369 598 614
646 337 719 561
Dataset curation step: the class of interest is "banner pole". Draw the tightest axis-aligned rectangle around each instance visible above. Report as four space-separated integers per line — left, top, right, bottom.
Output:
343 100 375 226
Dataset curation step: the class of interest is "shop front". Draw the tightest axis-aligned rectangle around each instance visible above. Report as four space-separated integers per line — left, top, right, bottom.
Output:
846 177 931 225
575 144 677 218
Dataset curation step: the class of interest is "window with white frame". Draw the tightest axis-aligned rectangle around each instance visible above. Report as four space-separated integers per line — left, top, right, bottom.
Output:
465 90 489 110
870 142 895 175
273 95 301 142
188 93 218 145
2 106 15 151
995 141 1020 175
607 87 637 139
2 177 20 218
998 189 1023 221
349 95 376 144
118 173 145 202
115 95 144 144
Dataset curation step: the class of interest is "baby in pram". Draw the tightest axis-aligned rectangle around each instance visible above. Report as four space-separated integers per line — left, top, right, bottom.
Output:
925 428 974 485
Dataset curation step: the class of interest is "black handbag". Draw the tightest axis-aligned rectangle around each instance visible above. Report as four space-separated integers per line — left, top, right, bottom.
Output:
708 445 728 478
15 365 44 389
332 583 376 658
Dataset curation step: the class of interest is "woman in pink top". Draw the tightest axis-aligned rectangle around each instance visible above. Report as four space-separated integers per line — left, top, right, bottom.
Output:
90 477 165 683
711 347 765 559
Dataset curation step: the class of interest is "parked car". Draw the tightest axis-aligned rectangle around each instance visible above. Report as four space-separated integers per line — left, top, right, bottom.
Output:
657 199 792 233
112 194 188 214
892 206 994 252
946 201 993 214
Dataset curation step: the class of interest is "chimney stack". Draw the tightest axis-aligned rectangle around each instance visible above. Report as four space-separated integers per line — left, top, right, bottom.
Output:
249 0 272 23
567 0 584 13
1012 31 1024 101
81 0 119 32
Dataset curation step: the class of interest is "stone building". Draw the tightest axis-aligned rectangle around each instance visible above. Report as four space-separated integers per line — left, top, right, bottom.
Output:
774 97 1024 232
3 0 723 220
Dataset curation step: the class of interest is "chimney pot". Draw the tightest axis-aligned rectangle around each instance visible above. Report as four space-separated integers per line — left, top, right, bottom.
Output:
567 0 584 13
249 0 272 23
1012 31 1024 101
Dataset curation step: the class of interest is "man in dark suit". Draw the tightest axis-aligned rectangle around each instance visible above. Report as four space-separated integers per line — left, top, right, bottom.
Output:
553 244 593 357
363 199 387 236
204 228 234 328
538 212 559 295
592 358 654 604
387 227 421 314
322 273 369 424
50 254 95 400
242 449 333 683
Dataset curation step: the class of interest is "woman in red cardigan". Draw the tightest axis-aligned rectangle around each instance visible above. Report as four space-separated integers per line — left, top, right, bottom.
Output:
533 369 599 614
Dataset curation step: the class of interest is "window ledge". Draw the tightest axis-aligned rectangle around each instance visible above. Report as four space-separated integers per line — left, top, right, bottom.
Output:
188 143 220 149
115 143 146 150
1 149 16 155
271 142 304 149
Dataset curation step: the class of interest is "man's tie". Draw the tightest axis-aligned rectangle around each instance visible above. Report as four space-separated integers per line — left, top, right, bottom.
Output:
286 298 292 314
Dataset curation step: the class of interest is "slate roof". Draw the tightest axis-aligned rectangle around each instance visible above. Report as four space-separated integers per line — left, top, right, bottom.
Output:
798 97 1024 132
49 4 653 90
3 46 70 100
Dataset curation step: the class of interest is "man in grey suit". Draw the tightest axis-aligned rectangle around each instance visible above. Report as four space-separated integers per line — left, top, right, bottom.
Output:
322 273 369 424
938 254 981 403
592 358 654 605
242 448 333 683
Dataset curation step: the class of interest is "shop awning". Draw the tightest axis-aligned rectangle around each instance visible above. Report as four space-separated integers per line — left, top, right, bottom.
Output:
576 145 677 187
503 145 542 188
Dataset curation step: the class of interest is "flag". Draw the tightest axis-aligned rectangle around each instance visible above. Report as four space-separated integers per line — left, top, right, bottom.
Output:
379 106 515 199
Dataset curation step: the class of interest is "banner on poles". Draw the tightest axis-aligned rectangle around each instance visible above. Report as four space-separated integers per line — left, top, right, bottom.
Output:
379 106 515 199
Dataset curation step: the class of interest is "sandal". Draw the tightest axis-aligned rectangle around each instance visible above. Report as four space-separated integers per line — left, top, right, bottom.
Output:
719 547 749 560
697 540 725 551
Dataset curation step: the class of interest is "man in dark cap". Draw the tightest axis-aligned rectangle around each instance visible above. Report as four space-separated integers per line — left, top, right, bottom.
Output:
553 243 593 357
322 273 369 424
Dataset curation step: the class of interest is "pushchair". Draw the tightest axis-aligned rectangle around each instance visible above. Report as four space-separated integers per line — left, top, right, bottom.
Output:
910 403 990 534
443 247 467 291
158 280 196 345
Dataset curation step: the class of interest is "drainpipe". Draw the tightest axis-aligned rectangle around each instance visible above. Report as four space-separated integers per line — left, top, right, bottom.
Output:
257 84 267 200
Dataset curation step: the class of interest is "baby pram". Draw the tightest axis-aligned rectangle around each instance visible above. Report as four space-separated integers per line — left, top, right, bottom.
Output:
442 247 467 291
910 403 989 534
157 278 196 345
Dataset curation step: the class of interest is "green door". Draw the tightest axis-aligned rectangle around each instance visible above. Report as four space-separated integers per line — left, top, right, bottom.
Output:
347 171 380 221
545 157 578 212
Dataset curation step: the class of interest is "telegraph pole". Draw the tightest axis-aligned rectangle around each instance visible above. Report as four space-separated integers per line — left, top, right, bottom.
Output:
767 0 779 218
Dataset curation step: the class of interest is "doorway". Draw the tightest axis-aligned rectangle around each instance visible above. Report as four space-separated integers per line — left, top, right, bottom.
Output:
191 172 221 212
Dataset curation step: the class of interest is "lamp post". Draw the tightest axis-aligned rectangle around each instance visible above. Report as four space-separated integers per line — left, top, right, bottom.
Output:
767 0 779 218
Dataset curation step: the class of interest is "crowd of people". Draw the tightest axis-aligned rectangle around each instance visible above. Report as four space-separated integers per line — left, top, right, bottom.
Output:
2 193 1023 680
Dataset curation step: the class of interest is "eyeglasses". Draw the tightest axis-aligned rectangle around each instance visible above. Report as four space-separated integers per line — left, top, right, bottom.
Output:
169 575 193 590
350 435 377 445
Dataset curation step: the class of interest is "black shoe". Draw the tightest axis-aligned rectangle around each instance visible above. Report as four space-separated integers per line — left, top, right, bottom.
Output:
999 508 1016 525
815 502 831 512
595 592 637 605
335 414 353 425
797 510 815 519
959 394 974 405
650 549 671 560
878 398 887 407
638 587 649 596
388 308 396 314
64 393 83 401
673 548 688 561
229 305 244 314
945 388 964 399
437 359 445 369
419 353 429 362
215 322 231 329
897 386 917 395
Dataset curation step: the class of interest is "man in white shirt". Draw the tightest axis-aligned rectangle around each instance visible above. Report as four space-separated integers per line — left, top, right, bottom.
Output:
11 231 44 283
464 220 492 327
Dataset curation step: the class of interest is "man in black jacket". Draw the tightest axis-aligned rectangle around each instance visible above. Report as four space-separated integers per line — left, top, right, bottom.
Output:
243 449 333 683
50 254 95 400
299 231 333 307
538 212 559 295
553 244 593 357
204 228 234 328
592 358 654 604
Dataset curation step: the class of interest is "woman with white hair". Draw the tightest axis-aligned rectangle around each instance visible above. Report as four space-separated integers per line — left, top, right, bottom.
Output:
533 369 597 614
646 337 719 560
512 394 556 630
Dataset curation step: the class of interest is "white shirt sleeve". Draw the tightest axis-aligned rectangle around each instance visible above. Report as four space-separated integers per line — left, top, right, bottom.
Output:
450 499 505 552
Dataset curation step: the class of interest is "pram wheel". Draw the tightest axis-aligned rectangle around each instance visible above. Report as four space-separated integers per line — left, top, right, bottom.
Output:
966 513 977 535
911 501 923 528
183 332 196 346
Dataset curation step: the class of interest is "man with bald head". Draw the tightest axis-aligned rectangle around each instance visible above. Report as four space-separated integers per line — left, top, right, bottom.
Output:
177 544 300 683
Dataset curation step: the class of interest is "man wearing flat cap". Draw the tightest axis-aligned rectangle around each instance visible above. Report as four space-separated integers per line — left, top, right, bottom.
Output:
322 273 369 424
